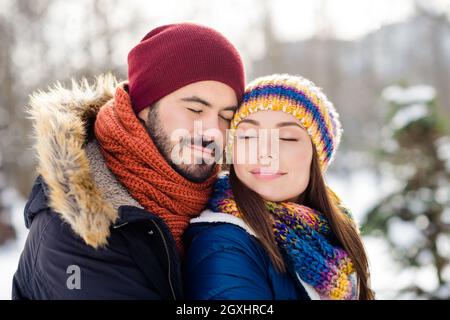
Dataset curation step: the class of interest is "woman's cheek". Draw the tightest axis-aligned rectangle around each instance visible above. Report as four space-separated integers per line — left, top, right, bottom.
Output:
233 163 248 183
281 143 312 174
280 142 302 162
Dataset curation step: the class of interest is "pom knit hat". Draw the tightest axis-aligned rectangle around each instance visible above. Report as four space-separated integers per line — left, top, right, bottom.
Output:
127 23 245 114
228 74 342 172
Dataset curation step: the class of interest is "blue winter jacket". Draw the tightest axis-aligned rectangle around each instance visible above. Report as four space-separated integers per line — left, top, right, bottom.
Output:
183 211 313 300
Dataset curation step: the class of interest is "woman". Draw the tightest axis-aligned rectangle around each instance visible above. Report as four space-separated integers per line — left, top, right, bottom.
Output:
184 74 375 300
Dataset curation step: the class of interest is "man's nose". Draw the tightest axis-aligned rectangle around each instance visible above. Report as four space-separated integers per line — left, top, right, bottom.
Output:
198 112 225 142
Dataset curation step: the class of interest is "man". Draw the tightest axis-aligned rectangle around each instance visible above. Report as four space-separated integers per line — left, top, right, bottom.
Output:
12 23 245 299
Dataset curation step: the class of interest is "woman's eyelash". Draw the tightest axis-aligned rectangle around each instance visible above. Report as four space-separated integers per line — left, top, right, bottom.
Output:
236 135 298 142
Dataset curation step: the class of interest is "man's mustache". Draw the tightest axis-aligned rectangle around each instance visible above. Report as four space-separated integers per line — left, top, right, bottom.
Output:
178 136 223 156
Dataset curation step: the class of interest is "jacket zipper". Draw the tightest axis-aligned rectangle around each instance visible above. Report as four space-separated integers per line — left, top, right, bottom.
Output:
151 220 177 300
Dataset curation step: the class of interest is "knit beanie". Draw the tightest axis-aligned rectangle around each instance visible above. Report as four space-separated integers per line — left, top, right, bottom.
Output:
228 74 342 172
127 23 245 114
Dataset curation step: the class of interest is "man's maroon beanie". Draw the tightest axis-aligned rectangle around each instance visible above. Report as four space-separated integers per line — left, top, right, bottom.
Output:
127 23 245 114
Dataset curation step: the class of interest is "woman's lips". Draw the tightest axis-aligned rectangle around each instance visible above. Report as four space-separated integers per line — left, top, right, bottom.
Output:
250 168 286 180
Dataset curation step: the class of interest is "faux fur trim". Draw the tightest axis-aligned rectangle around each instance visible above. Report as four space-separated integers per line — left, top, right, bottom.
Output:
27 73 138 248
85 140 142 212
190 209 257 238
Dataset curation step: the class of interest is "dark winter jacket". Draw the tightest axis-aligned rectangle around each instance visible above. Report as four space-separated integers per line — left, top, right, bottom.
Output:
183 210 319 300
12 75 182 300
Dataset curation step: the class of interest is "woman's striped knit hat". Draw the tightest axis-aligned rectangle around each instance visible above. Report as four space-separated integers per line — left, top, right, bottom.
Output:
228 74 343 172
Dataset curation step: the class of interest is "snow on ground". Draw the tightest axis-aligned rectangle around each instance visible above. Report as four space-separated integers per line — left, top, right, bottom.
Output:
0 188 27 300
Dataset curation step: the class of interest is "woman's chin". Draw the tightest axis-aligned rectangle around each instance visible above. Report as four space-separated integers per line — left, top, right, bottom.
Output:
252 187 289 202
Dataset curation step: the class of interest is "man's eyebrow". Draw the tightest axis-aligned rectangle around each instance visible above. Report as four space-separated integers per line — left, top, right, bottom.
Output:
276 121 304 129
180 96 211 107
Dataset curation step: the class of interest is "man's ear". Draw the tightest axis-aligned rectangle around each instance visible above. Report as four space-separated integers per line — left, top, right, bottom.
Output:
138 107 150 122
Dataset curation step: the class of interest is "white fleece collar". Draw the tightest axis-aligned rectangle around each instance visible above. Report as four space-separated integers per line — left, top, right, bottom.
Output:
190 209 257 237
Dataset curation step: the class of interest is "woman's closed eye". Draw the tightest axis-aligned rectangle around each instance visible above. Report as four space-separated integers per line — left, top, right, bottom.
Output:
280 137 299 142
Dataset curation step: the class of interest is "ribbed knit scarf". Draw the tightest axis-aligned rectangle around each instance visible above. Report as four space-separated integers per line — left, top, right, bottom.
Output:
208 173 358 300
95 85 219 253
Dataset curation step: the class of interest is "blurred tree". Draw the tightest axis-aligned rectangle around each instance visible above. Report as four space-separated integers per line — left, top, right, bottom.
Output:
363 83 450 299
0 13 17 244
0 163 16 245
2 0 51 196
0 0 53 245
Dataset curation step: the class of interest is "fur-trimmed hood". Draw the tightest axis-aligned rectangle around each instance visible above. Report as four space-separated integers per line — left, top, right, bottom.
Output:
28 74 142 248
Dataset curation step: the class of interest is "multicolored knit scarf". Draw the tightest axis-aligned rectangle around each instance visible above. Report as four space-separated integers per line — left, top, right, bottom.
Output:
208 173 358 300
95 85 220 253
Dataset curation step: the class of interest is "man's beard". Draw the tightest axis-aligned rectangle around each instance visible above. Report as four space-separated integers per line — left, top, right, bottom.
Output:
143 106 218 183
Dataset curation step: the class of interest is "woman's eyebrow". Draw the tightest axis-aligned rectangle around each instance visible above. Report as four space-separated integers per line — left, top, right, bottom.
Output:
239 119 303 129
276 121 303 129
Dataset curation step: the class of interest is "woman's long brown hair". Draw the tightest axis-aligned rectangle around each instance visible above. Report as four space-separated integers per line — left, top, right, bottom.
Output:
229 146 375 300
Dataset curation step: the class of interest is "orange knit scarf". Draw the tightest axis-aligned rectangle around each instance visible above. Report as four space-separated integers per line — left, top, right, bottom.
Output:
94 85 219 252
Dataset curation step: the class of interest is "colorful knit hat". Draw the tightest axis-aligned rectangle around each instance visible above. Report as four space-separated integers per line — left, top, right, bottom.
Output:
128 23 245 114
228 74 342 172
